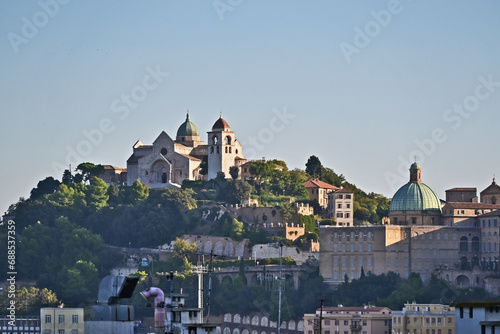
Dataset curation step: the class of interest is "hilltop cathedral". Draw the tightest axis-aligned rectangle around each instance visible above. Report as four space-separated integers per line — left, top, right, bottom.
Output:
126 113 246 188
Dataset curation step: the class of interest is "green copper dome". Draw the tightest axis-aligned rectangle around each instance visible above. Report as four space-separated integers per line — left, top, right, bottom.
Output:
389 182 442 212
177 113 200 138
410 162 421 170
389 163 441 212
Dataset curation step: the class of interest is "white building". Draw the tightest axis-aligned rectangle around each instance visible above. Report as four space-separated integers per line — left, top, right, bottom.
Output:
455 301 500 334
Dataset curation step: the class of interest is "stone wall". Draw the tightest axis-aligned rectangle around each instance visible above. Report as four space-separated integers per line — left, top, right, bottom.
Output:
182 234 251 259
252 244 319 265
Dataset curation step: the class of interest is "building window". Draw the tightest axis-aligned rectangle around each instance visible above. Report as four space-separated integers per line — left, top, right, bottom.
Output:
338 203 342 209
45 314 51 324
359 244 363 252
59 330 65 334
345 213 350 218
59 315 65 324
367 244 372 251
412 217 417 224
460 236 468 252
338 194 343 199
72 315 78 324
344 320 348 325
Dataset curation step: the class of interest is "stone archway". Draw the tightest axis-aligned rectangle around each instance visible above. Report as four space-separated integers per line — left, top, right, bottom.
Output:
456 275 471 288
150 159 172 184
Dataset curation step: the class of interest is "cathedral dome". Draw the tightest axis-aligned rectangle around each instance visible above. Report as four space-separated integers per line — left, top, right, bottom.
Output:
389 182 442 211
389 163 441 212
212 116 230 131
177 113 200 138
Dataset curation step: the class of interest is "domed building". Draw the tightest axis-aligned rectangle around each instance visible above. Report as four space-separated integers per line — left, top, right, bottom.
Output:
389 163 442 225
126 113 246 187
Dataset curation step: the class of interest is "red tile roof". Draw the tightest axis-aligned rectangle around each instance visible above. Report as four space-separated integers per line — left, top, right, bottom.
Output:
477 210 500 218
446 188 477 192
444 202 500 210
302 178 339 190
320 306 388 313
335 188 353 193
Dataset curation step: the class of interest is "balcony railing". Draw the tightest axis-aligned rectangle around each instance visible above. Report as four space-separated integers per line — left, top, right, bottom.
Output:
350 324 362 331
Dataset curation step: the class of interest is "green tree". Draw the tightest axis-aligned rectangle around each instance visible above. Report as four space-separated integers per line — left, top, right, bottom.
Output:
121 180 149 204
86 177 109 210
57 261 99 306
62 169 73 185
76 162 105 182
230 218 244 240
30 177 61 199
305 155 322 178
232 180 253 204
0 287 59 315
229 166 240 179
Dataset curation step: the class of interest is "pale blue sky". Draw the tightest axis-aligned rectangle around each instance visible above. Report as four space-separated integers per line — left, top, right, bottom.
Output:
1 1 499 214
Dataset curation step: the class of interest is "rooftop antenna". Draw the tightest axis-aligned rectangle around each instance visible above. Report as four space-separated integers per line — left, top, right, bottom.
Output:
205 250 214 323
278 241 284 334
192 255 208 323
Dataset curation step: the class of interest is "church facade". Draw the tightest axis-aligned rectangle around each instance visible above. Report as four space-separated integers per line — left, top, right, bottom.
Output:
126 114 246 188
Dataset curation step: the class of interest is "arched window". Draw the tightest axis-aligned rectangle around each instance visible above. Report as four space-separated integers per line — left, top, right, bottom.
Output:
460 236 468 252
460 256 469 270
225 136 231 145
212 136 218 145
210 146 214 153
471 236 480 252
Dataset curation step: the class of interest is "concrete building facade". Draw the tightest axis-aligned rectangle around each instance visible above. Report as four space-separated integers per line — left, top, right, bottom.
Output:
327 188 354 226
455 301 500 334
392 303 455 334
303 306 392 334
40 307 84 334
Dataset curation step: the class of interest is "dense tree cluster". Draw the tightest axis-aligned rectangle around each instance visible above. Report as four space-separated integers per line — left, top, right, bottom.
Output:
305 155 390 223
331 272 495 310
4 156 391 311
